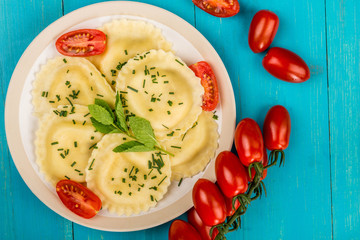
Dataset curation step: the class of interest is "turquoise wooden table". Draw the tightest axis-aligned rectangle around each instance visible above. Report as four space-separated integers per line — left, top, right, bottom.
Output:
1 0 359 239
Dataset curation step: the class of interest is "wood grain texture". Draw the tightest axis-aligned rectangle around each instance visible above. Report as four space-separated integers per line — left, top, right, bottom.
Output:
0 0 359 239
326 0 360 239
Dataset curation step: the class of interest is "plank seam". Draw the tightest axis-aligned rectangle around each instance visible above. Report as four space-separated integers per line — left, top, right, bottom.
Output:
324 0 334 239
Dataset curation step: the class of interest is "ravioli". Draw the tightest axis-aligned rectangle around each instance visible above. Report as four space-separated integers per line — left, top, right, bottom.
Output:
88 19 172 86
116 50 204 138
32 57 115 117
86 134 171 216
162 111 219 180
35 105 103 186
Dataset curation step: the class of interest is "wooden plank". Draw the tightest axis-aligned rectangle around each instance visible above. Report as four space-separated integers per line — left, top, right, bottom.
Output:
0 0 73 239
195 0 331 239
326 0 360 239
61 0 195 238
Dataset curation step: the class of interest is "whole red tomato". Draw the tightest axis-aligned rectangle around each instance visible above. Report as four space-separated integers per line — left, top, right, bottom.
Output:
248 10 279 53
250 147 268 181
192 179 227 226
224 196 241 216
215 151 248 198
188 207 219 240
234 118 264 167
262 47 310 83
169 220 201 240
263 105 291 150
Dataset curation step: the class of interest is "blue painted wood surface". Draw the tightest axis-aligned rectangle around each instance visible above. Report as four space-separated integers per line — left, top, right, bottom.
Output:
0 0 359 239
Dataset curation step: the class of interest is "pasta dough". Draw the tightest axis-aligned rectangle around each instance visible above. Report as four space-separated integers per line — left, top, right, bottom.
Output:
88 19 172 86
162 111 219 180
32 57 115 117
116 50 204 138
86 134 171 216
35 105 103 186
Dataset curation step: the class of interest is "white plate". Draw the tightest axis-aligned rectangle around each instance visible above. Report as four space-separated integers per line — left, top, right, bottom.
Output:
5 1 235 232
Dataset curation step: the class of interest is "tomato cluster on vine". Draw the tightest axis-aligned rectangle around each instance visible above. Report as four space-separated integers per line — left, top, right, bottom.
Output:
169 105 291 240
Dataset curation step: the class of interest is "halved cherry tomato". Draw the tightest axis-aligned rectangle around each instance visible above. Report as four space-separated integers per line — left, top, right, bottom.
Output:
55 29 106 57
192 179 227 226
263 105 291 150
215 151 248 198
248 10 279 53
262 47 310 83
188 207 219 240
234 118 264 167
56 180 101 219
224 196 241 216
193 0 240 18
169 219 201 240
189 61 219 111
250 147 268 181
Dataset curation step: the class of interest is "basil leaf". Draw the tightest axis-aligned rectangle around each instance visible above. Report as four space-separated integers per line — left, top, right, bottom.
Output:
95 98 114 120
88 104 114 125
90 117 116 134
113 141 154 153
129 116 156 148
115 92 127 132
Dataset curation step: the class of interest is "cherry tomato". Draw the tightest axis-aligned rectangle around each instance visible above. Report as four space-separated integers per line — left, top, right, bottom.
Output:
192 179 227 226
262 47 310 83
193 0 240 18
55 29 106 57
263 105 291 150
189 61 219 111
248 10 279 53
169 219 201 240
224 196 241 216
250 147 268 181
215 151 248 198
56 180 101 219
188 207 219 240
234 118 264 167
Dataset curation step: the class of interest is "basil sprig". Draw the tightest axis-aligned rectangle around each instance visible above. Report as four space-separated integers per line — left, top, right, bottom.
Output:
88 92 173 156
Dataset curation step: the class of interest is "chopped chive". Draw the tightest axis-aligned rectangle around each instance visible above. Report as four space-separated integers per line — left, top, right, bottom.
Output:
151 176 157 179
71 161 76 167
67 70 69 73
89 143 97 149
129 192 132 196
120 91 128 94
169 92 174 95
148 160 152 169
171 146 181 149
124 168 128 172
128 183 131 187
132 70 135 74
101 74 106 78
138 188 141 191
51 142 58 145
111 80 116 85
129 166 134 176
167 101 173 106
82 120 86 125
178 178 183 187
182 132 187 141
63 58 67 63
162 124 169 129
150 195 154 201
75 169 80 172
150 67 155 70
60 153 65 159
90 72 92 76
138 184 144 188
158 176 168 186
90 86 93 91
65 97 73 106
111 178 114 181
144 175 147 180
72 119 76 125
84 113 90 117
143 79 146 88
79 173 83 176
178 102 184 105
148 108 153 112
175 59 184 66
49 100 55 103
56 95 61 101
64 175 70 180
124 50 128 55
192 122 198 128
122 178 126 183
74 141 78 148
149 186 158 191
97 94 104 97
88 159 95 170
163 81 169 84
127 86 138 93
167 131 174 137
91 136 94 140
57 148 64 151
167 111 171 115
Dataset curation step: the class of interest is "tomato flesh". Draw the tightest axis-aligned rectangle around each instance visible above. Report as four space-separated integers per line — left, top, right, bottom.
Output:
248 10 279 53
169 219 201 240
215 151 248 198
262 47 310 83
234 118 264 167
189 61 219 111
56 180 101 219
192 179 227 226
263 105 291 150
55 29 106 57
193 0 240 18
188 207 219 240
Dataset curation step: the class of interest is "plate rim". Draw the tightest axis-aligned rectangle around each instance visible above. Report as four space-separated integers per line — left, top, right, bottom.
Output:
5 1 236 232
